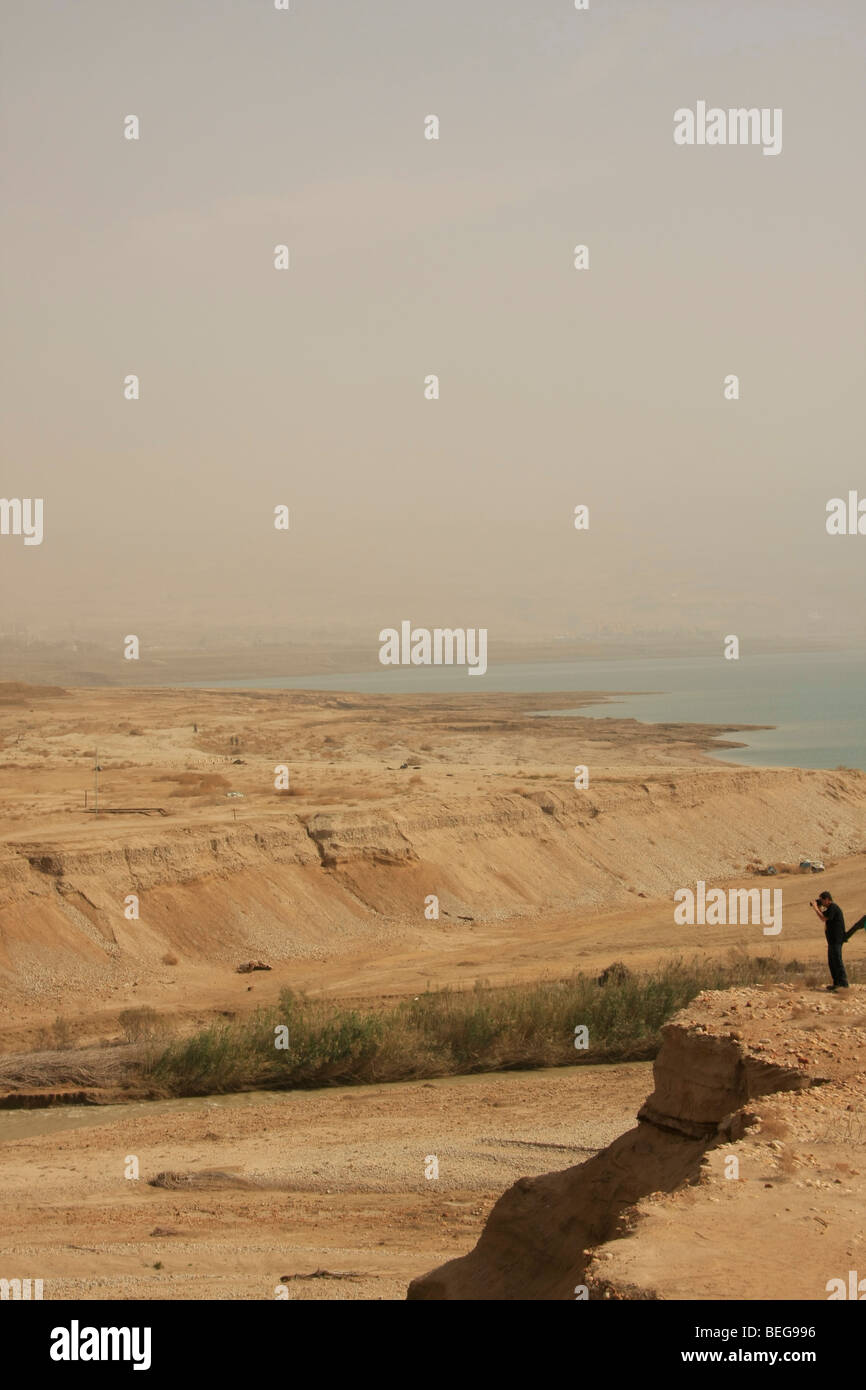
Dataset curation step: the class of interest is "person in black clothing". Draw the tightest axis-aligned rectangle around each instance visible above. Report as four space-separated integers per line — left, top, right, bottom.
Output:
810 890 865 990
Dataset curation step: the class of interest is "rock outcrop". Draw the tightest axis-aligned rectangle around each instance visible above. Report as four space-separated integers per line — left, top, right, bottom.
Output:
408 983 866 1300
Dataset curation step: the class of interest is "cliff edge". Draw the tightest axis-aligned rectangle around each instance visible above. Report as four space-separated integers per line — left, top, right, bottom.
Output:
407 983 866 1300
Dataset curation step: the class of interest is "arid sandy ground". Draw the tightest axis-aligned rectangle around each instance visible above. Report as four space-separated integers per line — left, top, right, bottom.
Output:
0 1062 650 1300
2 683 865 1045
1 683 865 1299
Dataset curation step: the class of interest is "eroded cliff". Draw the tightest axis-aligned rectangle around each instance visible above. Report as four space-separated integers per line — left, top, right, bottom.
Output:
408 983 866 1300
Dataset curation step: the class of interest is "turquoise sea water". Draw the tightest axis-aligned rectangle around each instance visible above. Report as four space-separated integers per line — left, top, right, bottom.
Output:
188 650 866 771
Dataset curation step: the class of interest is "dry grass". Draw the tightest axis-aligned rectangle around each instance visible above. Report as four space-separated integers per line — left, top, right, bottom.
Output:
118 1007 170 1043
0 1043 145 1090
34 1016 74 1051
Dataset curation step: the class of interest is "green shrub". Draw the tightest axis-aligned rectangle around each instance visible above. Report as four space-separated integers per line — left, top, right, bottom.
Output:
144 951 806 1097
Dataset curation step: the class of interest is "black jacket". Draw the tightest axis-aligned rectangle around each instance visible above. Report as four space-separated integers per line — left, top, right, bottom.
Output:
823 902 846 945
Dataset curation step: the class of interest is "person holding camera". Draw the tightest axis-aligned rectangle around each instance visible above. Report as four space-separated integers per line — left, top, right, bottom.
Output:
810 890 865 991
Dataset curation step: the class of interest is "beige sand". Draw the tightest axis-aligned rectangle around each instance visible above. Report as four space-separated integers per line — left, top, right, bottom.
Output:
0 1062 649 1300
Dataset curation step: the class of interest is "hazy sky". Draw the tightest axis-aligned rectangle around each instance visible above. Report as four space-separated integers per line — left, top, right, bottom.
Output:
2 0 864 648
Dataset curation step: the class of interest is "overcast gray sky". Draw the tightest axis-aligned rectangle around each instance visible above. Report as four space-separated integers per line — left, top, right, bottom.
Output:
2 0 864 647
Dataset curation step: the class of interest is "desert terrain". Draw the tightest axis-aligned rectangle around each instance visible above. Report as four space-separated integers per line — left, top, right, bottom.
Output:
0 1062 650 1300
410 982 866 1302
1 682 865 1299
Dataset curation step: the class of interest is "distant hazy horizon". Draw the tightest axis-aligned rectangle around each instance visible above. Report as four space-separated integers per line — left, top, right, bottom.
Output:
2 0 864 656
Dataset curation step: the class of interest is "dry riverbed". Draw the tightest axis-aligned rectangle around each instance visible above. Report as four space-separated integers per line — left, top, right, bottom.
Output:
0 1061 650 1300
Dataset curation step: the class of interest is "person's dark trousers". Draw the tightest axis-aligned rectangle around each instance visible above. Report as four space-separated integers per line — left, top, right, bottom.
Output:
828 941 849 988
